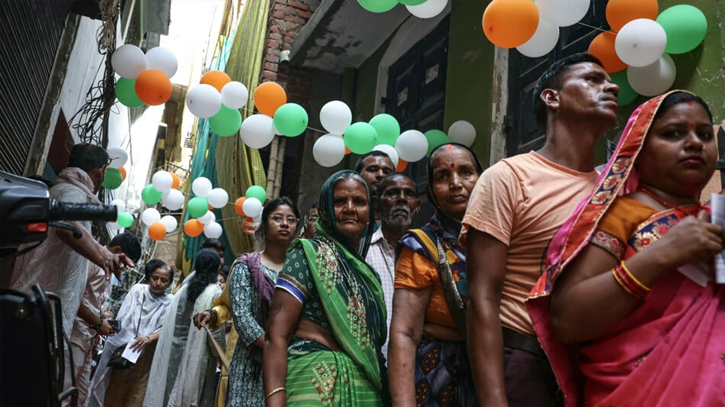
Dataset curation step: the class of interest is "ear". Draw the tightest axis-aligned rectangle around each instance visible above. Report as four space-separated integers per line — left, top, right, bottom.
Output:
108 245 123 254
540 89 560 111
411 199 421 218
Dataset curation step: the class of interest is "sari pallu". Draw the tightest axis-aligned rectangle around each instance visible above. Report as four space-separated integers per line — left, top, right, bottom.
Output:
527 90 725 407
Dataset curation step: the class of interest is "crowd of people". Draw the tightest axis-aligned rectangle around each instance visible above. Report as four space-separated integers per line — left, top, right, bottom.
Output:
5 51 724 407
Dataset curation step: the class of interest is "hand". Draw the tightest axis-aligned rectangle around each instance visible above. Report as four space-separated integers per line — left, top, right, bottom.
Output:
193 311 212 329
96 319 114 336
652 211 724 267
101 252 134 281
130 335 152 351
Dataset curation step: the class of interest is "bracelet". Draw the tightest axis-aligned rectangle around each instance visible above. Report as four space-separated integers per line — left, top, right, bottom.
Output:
206 308 218 322
612 261 650 300
265 387 286 400
89 317 104 330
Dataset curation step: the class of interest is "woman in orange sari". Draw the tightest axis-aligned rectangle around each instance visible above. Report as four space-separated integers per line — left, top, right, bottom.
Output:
528 91 725 407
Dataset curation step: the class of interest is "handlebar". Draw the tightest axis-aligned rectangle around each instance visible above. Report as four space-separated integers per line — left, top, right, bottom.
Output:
50 201 118 222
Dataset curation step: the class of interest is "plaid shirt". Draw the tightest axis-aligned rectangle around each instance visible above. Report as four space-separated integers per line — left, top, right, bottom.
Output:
365 227 396 361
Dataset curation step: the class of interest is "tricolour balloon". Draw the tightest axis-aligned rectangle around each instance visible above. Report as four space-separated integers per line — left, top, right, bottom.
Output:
160 215 178 233
107 147 128 168
188 196 210 218
151 171 173 192
254 82 287 117
373 144 399 168
606 0 658 32
609 71 638 106
186 84 222 118
115 78 144 108
141 208 161 226
399 0 425 5
110 199 126 214
320 101 352 135
242 197 263 219
221 81 249 109
111 44 146 79
203 222 223 239
344 122 378 155
198 210 216 225
656 5 707 54
369 114 401 146
141 185 163 205
207 188 229 208
357 0 397 13
117 212 134 228
588 32 627 73
209 105 242 137
240 114 276 149
235 197 246 216
482 0 539 49
447 120 476 147
313 134 346 167
135 70 172 106
273 103 308 137
626 53 676 97
184 219 204 237
162 189 185 210
406 0 447 19
245 185 267 203
395 130 428 162
145 47 178 78
425 130 450 156
516 18 559 58
191 177 213 197
536 0 590 27
200 70 231 92
615 19 667 68
102 168 123 190
148 222 167 241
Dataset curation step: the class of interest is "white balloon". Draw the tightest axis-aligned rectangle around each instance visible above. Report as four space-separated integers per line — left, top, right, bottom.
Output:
192 177 213 197
627 54 677 97
107 147 128 169
536 0 590 27
319 101 352 135
516 19 560 58
406 0 448 19
241 114 276 149
615 19 667 68
373 144 399 168
198 210 216 225
162 189 185 210
448 120 477 147
151 171 173 192
395 130 428 162
141 208 161 226
221 81 249 109
110 199 126 214
108 221 123 230
111 44 147 79
203 222 223 239
242 197 263 218
313 134 346 167
207 188 229 208
160 215 178 233
186 84 222 118
144 47 178 78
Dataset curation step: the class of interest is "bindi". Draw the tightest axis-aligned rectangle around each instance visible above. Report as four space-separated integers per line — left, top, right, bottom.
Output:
450 162 455 169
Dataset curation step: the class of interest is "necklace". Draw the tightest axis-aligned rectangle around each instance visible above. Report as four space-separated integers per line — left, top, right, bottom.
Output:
636 188 701 215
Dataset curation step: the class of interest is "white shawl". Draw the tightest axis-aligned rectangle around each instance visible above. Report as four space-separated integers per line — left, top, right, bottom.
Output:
144 283 223 407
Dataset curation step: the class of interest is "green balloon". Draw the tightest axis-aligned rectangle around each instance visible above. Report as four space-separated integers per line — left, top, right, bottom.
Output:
357 0 397 13
345 122 378 154
115 78 144 108
141 185 163 205
117 212 134 228
369 114 400 146
102 168 123 190
188 196 209 218
610 71 638 106
425 130 450 156
273 103 308 137
398 0 426 5
657 5 707 54
246 185 267 203
209 105 242 137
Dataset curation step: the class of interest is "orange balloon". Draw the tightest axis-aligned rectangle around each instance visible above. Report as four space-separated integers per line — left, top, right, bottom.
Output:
118 167 127 181
254 82 287 116
170 173 180 189
482 0 539 49
135 69 172 106
606 0 658 32
234 197 246 216
200 70 231 92
148 222 167 241
345 147 352 155
588 32 627 73
184 219 204 237
396 159 408 172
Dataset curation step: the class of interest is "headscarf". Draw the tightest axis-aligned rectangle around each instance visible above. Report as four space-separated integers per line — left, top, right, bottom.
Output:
527 90 698 407
55 167 102 204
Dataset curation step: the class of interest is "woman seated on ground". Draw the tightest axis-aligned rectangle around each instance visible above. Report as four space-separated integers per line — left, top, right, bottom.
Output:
263 170 388 406
388 143 482 407
86 260 173 407
529 91 725 407
144 249 224 407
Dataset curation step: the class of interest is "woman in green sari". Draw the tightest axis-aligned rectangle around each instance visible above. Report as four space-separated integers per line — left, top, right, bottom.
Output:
263 170 388 406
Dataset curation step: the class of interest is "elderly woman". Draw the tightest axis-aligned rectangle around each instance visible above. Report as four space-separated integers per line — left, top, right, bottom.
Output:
144 249 223 407
529 91 725 407
86 260 173 407
389 143 483 407
263 170 387 406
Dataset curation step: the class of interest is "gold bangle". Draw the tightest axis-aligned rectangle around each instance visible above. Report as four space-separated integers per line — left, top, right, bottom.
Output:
265 387 286 400
620 261 651 292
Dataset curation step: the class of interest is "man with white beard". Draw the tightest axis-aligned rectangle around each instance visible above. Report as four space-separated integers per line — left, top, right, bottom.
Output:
365 172 420 362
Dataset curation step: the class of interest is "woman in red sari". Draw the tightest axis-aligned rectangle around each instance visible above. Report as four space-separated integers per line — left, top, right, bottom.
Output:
528 90 725 407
